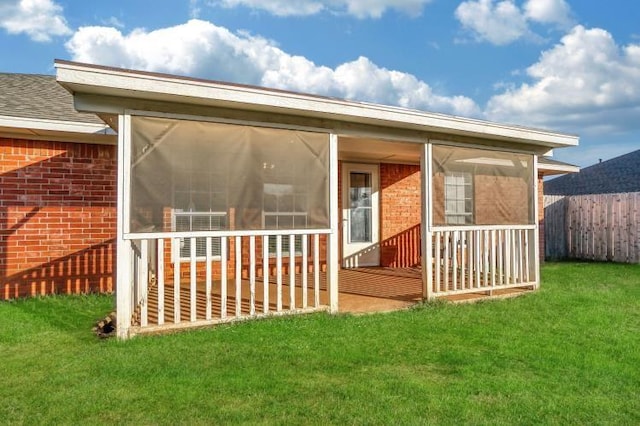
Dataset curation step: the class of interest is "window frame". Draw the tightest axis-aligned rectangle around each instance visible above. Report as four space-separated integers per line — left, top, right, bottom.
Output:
444 171 474 225
172 210 228 262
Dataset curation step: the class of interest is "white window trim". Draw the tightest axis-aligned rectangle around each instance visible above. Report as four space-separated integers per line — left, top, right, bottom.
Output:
262 211 308 257
172 210 228 263
444 171 473 225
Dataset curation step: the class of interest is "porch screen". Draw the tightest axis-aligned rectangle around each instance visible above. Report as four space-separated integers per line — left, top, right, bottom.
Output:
129 116 329 233
432 145 534 226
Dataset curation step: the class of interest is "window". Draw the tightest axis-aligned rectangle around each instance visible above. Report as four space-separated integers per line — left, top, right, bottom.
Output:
173 211 227 260
262 163 308 256
444 172 473 225
172 167 228 261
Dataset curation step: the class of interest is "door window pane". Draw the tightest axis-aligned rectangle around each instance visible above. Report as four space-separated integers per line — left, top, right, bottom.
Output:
349 172 372 243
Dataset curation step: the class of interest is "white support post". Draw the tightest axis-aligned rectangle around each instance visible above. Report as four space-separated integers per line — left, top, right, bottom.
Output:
116 113 132 339
420 143 434 300
327 133 340 313
532 155 541 289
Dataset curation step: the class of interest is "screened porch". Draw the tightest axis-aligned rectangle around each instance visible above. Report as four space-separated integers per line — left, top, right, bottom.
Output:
116 113 539 338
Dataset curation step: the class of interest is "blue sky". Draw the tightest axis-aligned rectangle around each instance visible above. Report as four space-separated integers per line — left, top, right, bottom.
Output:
1 0 639 167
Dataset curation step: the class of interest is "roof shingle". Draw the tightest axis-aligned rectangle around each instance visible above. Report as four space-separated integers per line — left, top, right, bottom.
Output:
0 73 103 125
545 149 640 195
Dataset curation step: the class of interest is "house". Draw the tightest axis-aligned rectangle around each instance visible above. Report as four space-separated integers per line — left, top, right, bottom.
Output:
545 149 640 195
1 61 578 338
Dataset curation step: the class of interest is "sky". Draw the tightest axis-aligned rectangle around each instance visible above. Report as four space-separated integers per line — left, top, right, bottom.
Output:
0 0 639 167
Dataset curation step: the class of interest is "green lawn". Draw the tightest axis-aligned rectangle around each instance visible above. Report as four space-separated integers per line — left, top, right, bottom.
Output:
1 262 639 425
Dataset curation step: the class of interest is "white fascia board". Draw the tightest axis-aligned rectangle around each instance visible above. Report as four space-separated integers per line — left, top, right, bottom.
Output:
55 61 579 148
538 163 580 174
0 114 114 135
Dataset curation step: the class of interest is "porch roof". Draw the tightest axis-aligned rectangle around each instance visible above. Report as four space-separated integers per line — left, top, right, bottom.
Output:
538 156 580 176
54 60 578 150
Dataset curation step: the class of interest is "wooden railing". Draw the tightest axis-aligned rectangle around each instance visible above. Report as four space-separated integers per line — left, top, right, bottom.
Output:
126 229 330 333
430 225 536 297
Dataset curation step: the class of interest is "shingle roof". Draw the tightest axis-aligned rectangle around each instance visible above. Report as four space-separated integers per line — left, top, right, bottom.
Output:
0 73 103 125
545 149 640 195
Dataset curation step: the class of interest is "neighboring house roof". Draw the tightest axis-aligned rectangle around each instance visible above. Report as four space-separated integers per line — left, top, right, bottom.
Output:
55 60 579 150
545 149 640 195
0 73 114 143
538 156 579 176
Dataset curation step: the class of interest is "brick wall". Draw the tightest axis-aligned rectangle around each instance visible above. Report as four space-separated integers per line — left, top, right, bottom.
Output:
0 138 117 299
379 163 422 267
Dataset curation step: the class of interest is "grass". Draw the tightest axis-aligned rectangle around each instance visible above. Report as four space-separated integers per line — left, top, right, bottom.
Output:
1 262 639 425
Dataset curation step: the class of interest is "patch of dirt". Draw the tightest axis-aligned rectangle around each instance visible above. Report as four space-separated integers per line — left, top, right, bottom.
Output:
93 311 116 339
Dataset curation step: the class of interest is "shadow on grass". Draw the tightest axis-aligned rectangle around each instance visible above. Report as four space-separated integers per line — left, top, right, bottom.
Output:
4 293 114 340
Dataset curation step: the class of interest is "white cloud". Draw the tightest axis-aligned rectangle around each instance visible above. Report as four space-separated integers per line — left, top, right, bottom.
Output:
455 0 573 45
211 0 431 18
65 19 479 117
524 0 572 27
486 26 640 134
0 0 71 42
455 0 529 45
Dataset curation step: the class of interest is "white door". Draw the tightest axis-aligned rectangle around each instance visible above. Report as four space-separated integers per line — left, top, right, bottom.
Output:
342 163 379 267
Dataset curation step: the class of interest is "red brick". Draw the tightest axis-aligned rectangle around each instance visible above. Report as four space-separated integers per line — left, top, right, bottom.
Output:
1 137 117 299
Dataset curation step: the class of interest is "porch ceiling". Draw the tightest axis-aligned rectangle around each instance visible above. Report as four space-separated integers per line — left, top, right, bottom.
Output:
339 136 421 163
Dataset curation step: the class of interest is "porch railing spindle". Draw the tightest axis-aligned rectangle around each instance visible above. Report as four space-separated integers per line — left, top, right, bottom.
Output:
235 236 242 317
276 235 283 312
220 237 228 319
190 237 197 322
289 235 295 310
157 238 165 326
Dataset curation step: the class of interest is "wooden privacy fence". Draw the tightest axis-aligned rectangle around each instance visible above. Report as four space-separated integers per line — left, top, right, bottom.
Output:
544 192 640 263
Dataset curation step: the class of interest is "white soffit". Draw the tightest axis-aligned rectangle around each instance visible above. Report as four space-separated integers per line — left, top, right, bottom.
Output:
55 60 579 149
0 114 116 144
0 114 113 135
538 158 580 175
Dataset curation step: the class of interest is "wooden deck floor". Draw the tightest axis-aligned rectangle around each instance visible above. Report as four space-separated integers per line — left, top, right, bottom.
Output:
137 267 533 329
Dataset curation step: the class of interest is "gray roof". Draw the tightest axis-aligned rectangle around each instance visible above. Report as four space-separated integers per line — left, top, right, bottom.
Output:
0 73 103 125
545 149 640 195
